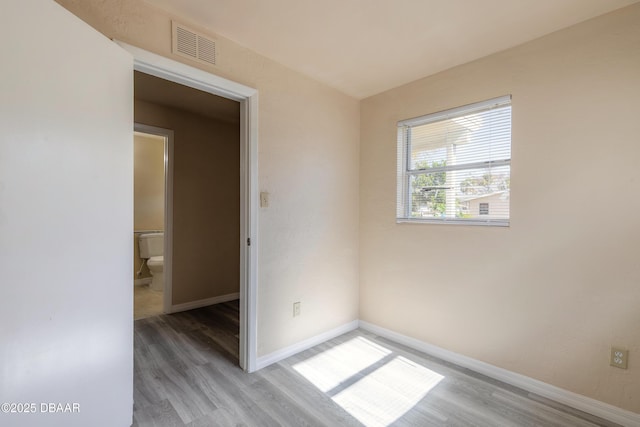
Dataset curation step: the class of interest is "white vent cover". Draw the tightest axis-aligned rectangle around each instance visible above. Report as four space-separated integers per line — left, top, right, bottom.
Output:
172 21 217 66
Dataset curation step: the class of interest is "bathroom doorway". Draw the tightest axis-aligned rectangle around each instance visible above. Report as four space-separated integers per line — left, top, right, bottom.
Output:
133 125 174 319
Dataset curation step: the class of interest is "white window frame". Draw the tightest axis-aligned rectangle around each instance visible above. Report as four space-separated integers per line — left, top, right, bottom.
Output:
396 95 511 226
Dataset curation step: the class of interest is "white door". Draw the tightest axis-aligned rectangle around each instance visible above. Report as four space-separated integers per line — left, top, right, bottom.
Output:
0 1 133 426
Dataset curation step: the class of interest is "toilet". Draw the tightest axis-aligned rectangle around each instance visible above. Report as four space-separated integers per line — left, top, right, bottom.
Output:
138 233 164 292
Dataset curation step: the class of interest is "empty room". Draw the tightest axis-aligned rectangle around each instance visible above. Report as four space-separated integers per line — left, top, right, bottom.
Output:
1 0 638 426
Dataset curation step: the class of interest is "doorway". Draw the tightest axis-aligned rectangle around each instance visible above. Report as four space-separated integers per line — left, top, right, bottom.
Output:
134 68 241 319
119 41 259 372
133 125 173 319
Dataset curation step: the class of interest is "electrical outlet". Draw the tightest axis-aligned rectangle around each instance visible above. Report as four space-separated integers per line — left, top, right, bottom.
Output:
293 302 301 317
610 347 628 369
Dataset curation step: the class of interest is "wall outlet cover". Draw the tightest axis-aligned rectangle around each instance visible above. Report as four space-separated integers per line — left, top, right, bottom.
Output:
610 347 628 369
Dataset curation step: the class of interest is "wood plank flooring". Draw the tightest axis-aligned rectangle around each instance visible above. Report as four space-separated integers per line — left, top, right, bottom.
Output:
132 302 619 427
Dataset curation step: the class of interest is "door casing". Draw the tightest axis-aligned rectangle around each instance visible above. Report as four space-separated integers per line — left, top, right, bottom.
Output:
119 41 259 372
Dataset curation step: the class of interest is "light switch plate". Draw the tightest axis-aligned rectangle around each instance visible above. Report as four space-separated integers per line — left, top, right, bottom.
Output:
260 192 269 208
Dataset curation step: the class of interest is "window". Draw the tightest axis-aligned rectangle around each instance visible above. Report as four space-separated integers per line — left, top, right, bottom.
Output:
396 95 511 226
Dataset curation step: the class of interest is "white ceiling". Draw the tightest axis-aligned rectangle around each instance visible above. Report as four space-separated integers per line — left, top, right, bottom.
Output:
144 0 638 99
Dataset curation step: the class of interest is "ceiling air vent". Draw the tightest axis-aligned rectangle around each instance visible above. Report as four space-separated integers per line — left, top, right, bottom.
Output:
172 21 217 66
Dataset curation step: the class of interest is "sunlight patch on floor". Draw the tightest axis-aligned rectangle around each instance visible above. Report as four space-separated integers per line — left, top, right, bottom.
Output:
333 355 443 426
293 336 391 392
293 336 444 426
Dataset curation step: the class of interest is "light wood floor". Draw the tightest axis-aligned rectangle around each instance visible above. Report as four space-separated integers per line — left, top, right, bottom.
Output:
132 302 619 427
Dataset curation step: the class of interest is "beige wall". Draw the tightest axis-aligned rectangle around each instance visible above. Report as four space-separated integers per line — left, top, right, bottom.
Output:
134 132 165 231
57 0 360 356
360 5 640 413
135 99 240 304
133 133 165 280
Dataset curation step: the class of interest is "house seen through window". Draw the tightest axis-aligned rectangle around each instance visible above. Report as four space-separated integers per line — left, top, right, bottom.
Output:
396 95 512 226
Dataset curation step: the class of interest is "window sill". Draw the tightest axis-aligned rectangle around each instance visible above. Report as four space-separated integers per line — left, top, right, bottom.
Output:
396 218 509 227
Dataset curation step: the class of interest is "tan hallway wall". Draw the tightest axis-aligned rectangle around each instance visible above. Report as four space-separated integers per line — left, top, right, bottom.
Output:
360 4 640 413
135 99 240 305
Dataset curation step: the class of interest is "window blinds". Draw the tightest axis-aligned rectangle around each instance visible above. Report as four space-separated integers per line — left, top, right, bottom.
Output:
397 95 512 226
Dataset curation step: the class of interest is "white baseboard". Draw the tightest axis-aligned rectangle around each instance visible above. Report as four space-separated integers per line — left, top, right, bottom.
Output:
255 320 360 370
169 292 239 313
134 278 152 286
359 320 640 427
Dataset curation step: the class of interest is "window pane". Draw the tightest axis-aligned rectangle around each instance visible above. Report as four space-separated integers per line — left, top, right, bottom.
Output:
409 166 510 220
409 126 452 170
409 173 448 218
409 105 511 171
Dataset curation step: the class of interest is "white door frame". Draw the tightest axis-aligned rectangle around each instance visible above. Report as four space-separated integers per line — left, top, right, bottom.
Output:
119 41 259 372
134 124 174 315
